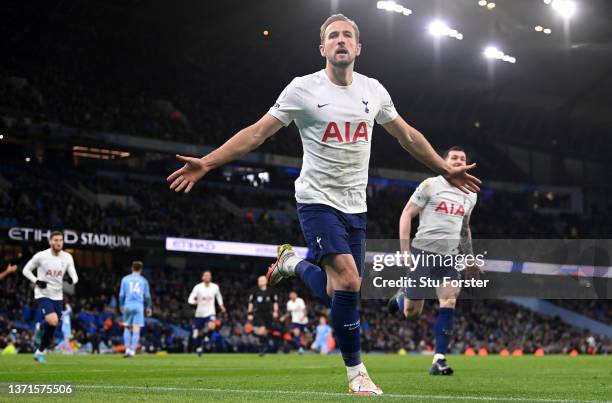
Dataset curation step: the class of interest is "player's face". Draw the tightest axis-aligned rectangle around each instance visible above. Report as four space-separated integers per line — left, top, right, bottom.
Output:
258 276 267 289
289 292 297 301
319 20 361 68
49 235 64 252
202 272 211 283
445 151 467 168
319 317 327 325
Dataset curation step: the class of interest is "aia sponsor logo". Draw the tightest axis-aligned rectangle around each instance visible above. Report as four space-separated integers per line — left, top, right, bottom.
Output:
321 122 368 143
434 201 465 216
45 269 63 277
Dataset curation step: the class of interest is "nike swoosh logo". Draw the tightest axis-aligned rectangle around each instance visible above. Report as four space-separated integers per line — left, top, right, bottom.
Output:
317 103 330 108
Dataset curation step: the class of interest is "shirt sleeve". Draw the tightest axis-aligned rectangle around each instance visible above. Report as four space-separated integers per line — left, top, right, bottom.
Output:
119 278 126 307
467 194 477 216
268 78 303 126
144 280 152 309
374 80 398 125
409 179 432 208
22 253 39 284
66 255 78 284
188 286 198 305
215 285 224 307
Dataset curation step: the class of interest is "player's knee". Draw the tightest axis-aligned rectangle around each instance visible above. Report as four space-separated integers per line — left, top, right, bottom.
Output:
439 298 456 309
324 254 360 291
404 301 423 318
334 272 360 291
47 314 59 327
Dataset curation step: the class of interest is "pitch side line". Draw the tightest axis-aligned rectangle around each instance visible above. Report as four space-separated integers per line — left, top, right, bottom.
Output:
78 385 608 402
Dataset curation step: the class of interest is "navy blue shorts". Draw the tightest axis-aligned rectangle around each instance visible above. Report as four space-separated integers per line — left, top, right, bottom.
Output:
297 203 367 275
193 315 216 330
405 247 462 300
291 323 306 332
37 298 63 318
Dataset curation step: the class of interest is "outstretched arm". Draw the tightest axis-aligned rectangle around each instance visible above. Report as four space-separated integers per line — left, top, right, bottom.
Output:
167 113 285 193
382 116 481 194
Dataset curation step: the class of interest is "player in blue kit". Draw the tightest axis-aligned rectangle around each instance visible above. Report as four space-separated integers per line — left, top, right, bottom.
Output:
166 14 480 395
119 261 152 358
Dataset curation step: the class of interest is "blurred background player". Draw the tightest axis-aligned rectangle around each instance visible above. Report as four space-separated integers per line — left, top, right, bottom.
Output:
247 275 278 356
388 146 478 375
22 231 78 363
119 261 152 358
188 270 226 357
311 316 332 355
58 301 73 354
0 259 18 281
282 291 308 354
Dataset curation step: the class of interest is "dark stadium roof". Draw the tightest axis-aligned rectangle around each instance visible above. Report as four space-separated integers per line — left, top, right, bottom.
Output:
6 0 612 150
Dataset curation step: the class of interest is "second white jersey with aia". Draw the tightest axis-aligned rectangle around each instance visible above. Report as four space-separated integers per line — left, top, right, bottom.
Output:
409 176 477 255
286 298 308 325
269 70 398 214
188 282 223 318
22 249 78 300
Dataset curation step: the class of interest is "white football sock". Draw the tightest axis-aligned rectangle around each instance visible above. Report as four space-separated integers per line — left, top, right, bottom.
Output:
433 353 446 363
283 254 302 272
346 362 367 381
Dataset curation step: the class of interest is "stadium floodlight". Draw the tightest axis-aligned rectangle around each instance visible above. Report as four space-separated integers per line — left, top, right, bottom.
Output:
377 1 412 16
484 46 515 63
428 20 463 40
543 0 552 4
551 0 576 18
487 2 496 9
543 28 552 34
484 46 502 59
535 25 543 32
478 0 487 6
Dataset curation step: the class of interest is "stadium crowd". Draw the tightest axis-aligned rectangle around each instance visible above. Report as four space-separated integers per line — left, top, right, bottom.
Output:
1 260 610 356
3 161 612 247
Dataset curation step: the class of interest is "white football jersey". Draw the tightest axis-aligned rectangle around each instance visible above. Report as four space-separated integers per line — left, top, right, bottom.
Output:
22 249 78 300
409 176 477 255
286 297 308 325
188 282 223 318
268 70 398 214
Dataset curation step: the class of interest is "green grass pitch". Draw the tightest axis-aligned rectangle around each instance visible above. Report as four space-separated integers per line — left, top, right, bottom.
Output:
0 354 610 402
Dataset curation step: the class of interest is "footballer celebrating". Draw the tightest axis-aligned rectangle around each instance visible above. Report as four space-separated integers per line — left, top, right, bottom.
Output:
167 14 480 395
22 231 78 363
188 270 226 357
388 146 478 375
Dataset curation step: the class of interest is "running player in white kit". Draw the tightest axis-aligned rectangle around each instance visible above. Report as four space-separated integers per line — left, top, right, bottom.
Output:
283 291 308 354
388 146 478 376
188 270 226 357
22 231 78 363
167 15 480 395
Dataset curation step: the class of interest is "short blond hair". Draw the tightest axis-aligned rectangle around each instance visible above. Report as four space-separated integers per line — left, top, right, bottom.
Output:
320 14 360 43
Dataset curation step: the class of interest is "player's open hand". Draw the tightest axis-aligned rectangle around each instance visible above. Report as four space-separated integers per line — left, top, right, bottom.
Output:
5 263 17 273
167 154 210 193
445 163 481 194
